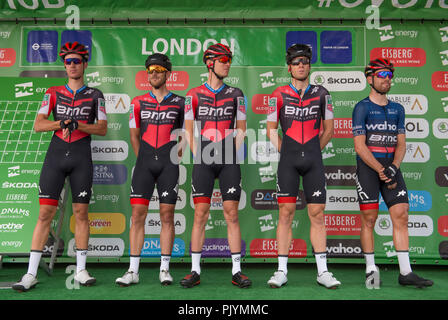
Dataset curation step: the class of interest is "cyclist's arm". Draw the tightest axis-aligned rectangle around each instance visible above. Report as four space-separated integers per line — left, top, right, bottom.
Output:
392 133 406 169
129 127 140 157
184 120 196 156
76 120 107 136
34 113 63 132
267 121 281 152
235 120 246 151
319 119 334 150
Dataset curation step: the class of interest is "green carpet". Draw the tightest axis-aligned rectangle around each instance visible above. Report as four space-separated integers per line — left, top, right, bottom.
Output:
1 263 447 301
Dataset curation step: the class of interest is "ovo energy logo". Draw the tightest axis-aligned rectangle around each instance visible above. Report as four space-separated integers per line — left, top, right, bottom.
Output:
15 82 33 98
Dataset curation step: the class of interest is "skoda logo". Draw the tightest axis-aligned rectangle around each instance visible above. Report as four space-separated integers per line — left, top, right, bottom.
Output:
314 75 325 85
378 217 390 230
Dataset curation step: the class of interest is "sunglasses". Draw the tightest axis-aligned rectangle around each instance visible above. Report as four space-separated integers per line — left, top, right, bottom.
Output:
374 70 394 79
64 58 83 65
215 55 232 64
290 57 310 65
147 65 168 74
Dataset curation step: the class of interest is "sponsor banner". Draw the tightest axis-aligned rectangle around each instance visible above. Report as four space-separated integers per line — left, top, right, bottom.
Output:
325 189 359 211
70 213 125 234
104 93 130 114
333 118 353 138
432 71 448 91
135 70 189 91
435 167 448 187
140 238 185 257
325 214 361 236
405 118 429 139
438 216 448 237
251 94 272 114
68 237 124 257
432 118 448 139
326 239 363 258
193 238 246 258
249 238 307 258
310 71 366 92
141 213 186 235
0 48 16 67
387 94 428 115
370 47 426 67
403 142 430 163
91 140 129 162
324 166 356 186
250 189 306 210
375 214 433 237
379 190 432 212
93 164 127 185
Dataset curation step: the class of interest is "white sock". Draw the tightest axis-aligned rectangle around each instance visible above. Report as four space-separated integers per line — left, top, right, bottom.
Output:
160 255 171 271
191 252 201 274
27 251 42 277
278 255 288 275
315 252 328 275
231 253 241 275
76 249 88 274
364 252 377 273
129 256 140 274
397 251 412 275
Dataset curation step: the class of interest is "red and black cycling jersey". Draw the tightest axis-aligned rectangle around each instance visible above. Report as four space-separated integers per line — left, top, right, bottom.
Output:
267 84 333 152
129 91 185 151
184 83 246 145
38 85 107 143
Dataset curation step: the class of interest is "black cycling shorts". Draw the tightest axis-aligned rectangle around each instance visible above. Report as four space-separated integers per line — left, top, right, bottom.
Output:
356 157 408 211
130 143 179 206
276 150 326 204
39 136 93 205
192 163 241 204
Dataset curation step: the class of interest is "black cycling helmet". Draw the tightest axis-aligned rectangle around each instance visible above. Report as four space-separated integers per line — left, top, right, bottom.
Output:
59 41 89 62
203 43 232 65
365 58 394 77
145 53 172 71
286 43 312 65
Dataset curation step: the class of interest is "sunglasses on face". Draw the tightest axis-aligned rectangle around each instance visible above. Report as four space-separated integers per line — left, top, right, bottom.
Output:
147 65 168 74
374 70 394 79
64 58 83 65
290 57 310 65
215 55 232 64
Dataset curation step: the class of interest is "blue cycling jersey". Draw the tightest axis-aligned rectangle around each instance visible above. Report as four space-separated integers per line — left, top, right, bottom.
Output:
352 97 405 158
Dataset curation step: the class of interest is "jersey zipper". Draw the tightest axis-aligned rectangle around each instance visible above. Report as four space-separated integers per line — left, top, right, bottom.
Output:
155 102 159 160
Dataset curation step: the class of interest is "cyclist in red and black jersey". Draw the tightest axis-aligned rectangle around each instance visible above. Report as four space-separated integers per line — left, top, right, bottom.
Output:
13 42 107 292
266 44 340 289
180 43 251 289
116 53 185 287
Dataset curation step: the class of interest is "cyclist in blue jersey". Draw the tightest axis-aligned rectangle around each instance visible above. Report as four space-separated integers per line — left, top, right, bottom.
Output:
352 58 433 289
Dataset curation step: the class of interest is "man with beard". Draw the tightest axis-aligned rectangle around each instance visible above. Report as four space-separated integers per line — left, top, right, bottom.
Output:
116 53 185 286
352 58 433 289
266 44 340 289
13 42 107 291
180 43 251 288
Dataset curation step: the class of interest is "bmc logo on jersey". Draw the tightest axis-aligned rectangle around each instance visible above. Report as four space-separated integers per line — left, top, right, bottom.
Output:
141 110 178 120
56 104 92 117
284 105 319 117
197 106 233 117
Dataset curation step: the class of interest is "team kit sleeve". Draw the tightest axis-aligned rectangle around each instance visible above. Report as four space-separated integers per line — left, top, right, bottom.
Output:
267 88 282 123
236 90 247 121
129 97 140 129
38 87 56 116
397 104 406 135
184 90 197 121
95 91 108 121
352 101 368 137
320 87 334 120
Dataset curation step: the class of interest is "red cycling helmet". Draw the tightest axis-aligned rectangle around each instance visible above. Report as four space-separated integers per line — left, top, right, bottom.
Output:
202 43 232 66
364 58 394 77
59 41 89 62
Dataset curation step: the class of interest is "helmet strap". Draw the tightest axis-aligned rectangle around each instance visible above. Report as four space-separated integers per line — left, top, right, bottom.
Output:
209 60 225 81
